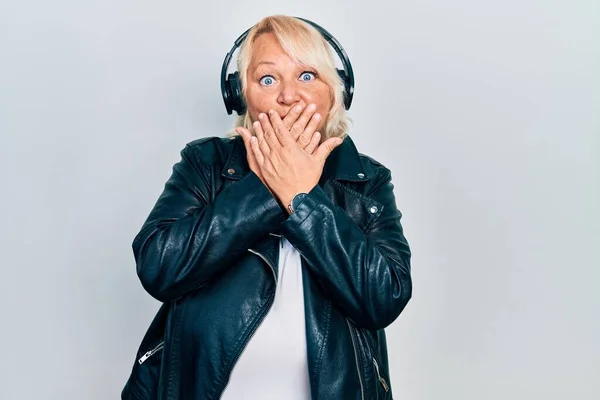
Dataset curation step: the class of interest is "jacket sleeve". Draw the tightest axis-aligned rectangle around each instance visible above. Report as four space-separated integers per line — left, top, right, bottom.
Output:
280 168 412 330
134 143 287 302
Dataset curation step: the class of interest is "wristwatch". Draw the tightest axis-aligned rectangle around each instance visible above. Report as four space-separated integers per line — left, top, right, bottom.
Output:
287 193 308 214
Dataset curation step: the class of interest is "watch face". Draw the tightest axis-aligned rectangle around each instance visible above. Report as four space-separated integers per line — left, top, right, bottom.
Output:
292 193 308 210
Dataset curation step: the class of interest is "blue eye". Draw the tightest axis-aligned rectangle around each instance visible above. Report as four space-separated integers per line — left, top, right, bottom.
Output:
300 71 316 82
259 76 275 86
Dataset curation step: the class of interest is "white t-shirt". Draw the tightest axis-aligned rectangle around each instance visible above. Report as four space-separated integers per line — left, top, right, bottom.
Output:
220 236 311 400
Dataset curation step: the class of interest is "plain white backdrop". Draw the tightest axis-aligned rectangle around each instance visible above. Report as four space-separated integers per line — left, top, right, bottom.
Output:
1 0 598 399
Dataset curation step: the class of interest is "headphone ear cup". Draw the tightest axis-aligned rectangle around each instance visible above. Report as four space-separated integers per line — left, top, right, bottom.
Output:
227 71 246 115
223 74 233 115
336 68 351 110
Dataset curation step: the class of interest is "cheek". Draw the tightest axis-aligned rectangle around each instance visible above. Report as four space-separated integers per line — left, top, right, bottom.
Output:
244 94 260 121
315 93 333 116
315 89 333 131
313 84 332 111
246 89 275 116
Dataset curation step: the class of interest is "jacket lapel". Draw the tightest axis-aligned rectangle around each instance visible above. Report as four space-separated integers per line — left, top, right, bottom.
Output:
221 134 373 185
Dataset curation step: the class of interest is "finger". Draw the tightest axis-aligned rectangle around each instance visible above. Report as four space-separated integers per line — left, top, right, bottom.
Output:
282 100 305 134
259 112 281 150
238 126 258 159
292 103 318 142
298 109 321 148
236 127 251 150
253 120 270 157
236 126 248 142
252 119 263 142
250 136 265 166
314 137 344 162
304 131 321 154
267 109 294 147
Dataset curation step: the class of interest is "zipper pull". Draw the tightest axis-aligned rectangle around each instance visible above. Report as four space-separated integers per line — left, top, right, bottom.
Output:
379 376 389 392
138 342 164 364
138 351 152 364
372 358 390 392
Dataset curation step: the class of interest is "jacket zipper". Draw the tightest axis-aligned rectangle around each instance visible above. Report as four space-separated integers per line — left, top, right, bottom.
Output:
372 357 389 392
247 248 277 282
138 341 164 364
215 248 278 398
346 319 365 400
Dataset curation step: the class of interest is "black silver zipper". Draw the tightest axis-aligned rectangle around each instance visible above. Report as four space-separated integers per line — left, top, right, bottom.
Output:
247 248 277 282
372 357 389 392
138 341 164 364
346 319 365 400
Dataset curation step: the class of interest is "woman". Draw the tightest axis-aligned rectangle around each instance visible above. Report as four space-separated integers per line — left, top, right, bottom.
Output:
122 15 412 400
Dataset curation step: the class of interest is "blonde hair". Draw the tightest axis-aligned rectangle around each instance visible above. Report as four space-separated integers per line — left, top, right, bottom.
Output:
226 15 352 140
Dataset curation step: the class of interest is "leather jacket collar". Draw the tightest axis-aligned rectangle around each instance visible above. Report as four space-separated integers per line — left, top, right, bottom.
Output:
221 134 373 184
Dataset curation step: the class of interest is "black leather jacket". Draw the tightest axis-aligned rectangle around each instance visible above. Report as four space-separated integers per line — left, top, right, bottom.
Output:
122 134 412 400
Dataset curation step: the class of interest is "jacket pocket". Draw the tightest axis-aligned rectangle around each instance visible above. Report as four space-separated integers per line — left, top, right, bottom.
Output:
122 340 165 400
371 357 390 395
122 302 172 400
347 321 391 399
346 319 366 400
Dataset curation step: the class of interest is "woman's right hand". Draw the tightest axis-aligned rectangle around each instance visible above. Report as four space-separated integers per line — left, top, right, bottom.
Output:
236 101 322 186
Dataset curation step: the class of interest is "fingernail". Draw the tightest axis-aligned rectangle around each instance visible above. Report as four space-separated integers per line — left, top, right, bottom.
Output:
259 113 266 119
313 113 321 120
295 105 303 112
308 104 316 111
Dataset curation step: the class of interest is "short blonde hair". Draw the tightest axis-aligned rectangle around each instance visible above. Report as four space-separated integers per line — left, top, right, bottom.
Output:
226 15 352 140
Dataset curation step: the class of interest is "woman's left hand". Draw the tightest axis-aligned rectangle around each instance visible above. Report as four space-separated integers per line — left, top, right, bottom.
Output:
250 109 343 213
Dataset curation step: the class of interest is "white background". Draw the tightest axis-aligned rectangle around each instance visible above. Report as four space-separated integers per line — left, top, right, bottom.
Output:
1 0 598 398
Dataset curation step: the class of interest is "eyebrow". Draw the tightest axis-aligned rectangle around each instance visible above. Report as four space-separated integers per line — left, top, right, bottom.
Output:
254 61 277 67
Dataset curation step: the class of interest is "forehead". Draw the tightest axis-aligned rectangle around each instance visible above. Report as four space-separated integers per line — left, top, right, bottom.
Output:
249 33 294 66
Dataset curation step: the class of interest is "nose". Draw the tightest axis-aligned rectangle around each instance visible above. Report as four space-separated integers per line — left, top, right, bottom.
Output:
277 80 301 106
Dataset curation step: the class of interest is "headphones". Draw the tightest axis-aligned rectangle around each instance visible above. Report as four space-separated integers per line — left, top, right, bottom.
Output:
220 17 355 115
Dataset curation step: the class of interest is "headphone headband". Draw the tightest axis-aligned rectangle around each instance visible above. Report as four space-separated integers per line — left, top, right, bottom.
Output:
220 17 355 115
